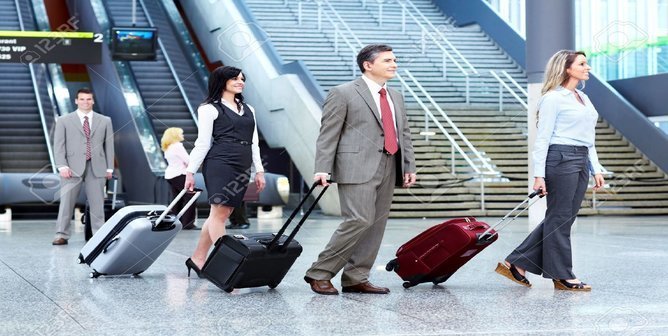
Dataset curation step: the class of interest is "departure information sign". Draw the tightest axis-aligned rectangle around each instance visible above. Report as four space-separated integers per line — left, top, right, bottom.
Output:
0 31 102 64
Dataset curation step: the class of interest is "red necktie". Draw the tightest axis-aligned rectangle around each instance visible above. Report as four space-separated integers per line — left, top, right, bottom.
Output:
379 88 398 155
83 116 91 161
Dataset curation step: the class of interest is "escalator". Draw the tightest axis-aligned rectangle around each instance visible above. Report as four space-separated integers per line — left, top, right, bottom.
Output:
103 0 201 150
0 0 53 173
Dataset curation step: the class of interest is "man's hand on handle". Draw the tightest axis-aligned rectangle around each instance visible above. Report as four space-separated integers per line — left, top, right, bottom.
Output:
314 174 330 187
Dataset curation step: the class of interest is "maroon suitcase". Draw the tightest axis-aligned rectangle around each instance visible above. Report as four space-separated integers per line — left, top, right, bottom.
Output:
386 190 542 288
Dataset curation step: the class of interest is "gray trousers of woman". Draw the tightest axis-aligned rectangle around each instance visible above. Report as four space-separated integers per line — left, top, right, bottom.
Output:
506 144 590 279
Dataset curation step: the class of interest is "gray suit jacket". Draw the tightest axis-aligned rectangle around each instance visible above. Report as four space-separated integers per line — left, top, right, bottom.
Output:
314 77 415 184
54 112 114 178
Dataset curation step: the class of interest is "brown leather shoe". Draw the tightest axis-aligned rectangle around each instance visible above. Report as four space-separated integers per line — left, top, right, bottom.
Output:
304 276 339 295
52 238 68 245
342 282 390 294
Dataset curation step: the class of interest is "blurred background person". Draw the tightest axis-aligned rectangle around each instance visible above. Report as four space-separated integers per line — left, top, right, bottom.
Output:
161 127 198 230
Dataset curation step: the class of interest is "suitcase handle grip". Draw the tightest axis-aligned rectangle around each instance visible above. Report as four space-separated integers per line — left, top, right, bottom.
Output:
478 188 545 242
102 236 120 254
155 188 202 226
266 180 332 251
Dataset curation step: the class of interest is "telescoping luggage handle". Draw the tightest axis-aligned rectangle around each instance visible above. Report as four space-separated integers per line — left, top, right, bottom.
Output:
478 188 544 242
266 180 331 251
154 188 203 226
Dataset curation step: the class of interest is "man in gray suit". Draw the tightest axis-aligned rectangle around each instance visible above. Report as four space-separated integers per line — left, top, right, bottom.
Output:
52 88 114 245
305 44 416 295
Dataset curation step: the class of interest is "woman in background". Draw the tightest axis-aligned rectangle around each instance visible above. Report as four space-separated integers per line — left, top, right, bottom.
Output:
161 127 198 230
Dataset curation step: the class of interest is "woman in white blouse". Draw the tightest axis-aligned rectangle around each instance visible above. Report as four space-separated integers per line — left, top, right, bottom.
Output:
161 127 198 230
496 50 605 291
183 66 266 277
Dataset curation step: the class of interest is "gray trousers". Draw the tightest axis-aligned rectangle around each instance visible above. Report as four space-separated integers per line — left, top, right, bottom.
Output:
507 145 590 279
305 154 397 286
55 161 106 239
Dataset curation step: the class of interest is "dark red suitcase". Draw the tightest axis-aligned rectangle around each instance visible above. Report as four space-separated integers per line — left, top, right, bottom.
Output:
386 190 542 288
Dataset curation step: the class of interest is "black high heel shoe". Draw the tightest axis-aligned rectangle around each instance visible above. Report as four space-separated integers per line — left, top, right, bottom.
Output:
185 258 205 278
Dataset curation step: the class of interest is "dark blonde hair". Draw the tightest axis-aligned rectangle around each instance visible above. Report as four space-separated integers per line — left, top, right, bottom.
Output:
536 50 587 125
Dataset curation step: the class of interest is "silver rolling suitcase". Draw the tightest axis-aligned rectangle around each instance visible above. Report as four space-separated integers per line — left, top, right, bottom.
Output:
77 189 201 278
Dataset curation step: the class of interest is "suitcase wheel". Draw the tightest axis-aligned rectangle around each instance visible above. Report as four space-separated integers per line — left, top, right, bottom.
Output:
89 271 101 279
385 259 399 272
432 274 451 285
223 287 234 293
268 283 279 289
402 281 414 289
76 255 84 264
131 272 143 278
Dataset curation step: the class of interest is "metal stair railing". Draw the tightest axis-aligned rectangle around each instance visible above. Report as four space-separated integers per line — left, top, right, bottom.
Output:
399 0 477 74
489 70 527 111
393 0 474 103
403 69 499 176
290 0 500 209
398 72 496 209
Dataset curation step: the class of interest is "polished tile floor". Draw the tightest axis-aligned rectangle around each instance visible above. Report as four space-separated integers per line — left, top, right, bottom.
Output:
0 214 667 335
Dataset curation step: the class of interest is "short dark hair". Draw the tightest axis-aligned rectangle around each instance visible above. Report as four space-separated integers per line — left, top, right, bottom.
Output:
356 44 393 73
76 88 93 99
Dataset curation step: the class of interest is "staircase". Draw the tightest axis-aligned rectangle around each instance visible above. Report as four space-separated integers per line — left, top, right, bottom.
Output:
0 0 51 173
104 0 198 151
244 0 668 217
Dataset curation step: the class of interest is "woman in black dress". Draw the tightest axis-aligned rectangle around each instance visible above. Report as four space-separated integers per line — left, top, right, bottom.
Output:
183 66 266 276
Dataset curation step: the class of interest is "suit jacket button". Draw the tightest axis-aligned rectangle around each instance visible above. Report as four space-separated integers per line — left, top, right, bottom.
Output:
378 149 382 152
380 133 384 137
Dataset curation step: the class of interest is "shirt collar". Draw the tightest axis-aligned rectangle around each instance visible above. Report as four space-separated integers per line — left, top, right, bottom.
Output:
361 74 387 95
76 110 93 120
556 85 584 96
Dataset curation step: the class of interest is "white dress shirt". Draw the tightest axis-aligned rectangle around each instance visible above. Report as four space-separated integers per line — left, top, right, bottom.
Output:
361 74 398 133
533 86 603 177
186 101 264 174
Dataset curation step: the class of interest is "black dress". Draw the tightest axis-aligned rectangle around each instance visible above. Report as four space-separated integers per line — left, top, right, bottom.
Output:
202 101 255 207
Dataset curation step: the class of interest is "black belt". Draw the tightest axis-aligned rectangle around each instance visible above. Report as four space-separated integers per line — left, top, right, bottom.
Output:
221 139 251 145
549 144 588 154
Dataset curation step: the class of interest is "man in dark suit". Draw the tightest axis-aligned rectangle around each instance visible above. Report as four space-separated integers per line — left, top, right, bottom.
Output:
52 88 114 245
305 44 416 295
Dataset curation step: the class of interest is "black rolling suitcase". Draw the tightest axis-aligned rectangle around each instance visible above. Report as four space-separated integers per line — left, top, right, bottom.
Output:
83 177 125 241
201 181 330 292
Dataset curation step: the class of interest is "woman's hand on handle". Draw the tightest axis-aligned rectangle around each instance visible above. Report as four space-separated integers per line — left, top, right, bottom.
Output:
255 172 266 193
533 177 547 196
184 172 195 191
593 173 605 190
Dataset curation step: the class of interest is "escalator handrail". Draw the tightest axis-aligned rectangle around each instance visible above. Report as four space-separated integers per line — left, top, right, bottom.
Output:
91 0 166 173
138 0 197 125
15 0 56 173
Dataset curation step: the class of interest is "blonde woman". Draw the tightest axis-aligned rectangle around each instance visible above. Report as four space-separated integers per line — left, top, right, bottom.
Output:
496 50 605 291
161 127 198 230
